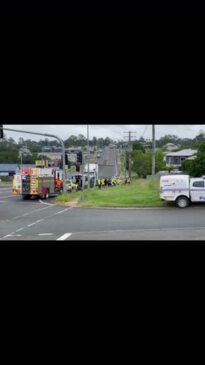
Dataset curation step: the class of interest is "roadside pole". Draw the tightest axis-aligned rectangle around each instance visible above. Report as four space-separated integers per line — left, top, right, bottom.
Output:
87 124 90 190
152 124 156 178
3 127 67 194
124 131 136 181
81 158 85 202
20 151 23 168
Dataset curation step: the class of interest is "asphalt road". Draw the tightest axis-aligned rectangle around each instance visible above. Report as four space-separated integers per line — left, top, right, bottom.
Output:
1 183 205 241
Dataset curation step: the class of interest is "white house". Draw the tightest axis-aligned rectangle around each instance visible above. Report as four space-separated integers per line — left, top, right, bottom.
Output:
165 149 197 167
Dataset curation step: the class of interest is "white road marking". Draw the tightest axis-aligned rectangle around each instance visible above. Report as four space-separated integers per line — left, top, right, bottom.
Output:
39 199 57 206
0 217 46 239
57 233 72 241
3 232 15 238
16 227 24 232
27 222 37 227
12 205 54 220
38 233 54 236
54 208 72 215
0 203 72 240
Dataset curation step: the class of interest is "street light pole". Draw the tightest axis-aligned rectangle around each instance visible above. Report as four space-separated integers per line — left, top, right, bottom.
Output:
152 124 156 178
87 124 90 190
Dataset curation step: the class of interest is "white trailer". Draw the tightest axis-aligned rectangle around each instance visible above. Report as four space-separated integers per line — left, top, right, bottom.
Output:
160 174 205 208
84 164 99 186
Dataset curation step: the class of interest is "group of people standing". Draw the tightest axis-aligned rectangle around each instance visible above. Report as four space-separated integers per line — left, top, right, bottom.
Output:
97 176 121 189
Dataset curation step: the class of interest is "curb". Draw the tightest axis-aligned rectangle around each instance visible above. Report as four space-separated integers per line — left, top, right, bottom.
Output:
57 202 170 210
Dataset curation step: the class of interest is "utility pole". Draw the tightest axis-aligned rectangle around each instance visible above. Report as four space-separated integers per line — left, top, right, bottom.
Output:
87 124 90 190
20 150 23 167
123 131 136 181
152 124 156 178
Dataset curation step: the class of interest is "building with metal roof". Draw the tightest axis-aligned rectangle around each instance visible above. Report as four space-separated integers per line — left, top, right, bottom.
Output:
165 149 197 167
0 163 35 176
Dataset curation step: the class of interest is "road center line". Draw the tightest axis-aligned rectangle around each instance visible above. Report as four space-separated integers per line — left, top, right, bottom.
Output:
19 205 53 218
57 233 72 241
27 222 37 227
16 227 24 232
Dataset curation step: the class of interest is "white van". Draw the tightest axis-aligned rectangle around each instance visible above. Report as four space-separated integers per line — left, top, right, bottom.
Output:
160 174 205 208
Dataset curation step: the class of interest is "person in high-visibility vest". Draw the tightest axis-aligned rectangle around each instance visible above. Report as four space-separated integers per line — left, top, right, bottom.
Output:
101 178 105 187
98 178 102 189
111 177 115 186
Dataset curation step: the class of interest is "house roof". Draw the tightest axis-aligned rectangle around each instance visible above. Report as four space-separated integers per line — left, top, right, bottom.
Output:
0 163 35 173
164 143 178 147
166 149 197 157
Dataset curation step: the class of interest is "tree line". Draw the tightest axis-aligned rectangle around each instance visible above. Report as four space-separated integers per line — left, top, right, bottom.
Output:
0 134 116 163
128 132 205 178
2 131 205 176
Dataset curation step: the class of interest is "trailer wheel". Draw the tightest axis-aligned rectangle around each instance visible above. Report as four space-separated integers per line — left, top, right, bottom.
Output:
176 196 190 208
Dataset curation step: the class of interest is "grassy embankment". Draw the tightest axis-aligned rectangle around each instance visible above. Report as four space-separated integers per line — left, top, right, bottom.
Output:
55 178 166 208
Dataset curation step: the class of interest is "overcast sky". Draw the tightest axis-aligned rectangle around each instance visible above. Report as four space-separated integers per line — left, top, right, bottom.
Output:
3 124 205 142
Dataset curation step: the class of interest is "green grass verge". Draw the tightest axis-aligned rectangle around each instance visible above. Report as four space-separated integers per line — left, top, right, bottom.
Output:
55 191 81 203
55 179 167 208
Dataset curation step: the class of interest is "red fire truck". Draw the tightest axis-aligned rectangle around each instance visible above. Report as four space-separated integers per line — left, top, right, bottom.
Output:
12 161 64 200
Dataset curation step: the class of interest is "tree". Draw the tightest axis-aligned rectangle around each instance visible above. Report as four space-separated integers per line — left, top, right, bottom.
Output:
64 135 78 148
132 141 145 153
97 138 104 148
132 150 152 178
8 137 16 144
92 136 97 146
156 134 180 148
104 137 112 146
181 159 195 175
131 149 166 178
77 134 87 147
20 152 39 164
155 150 166 171
18 137 24 145
181 142 205 176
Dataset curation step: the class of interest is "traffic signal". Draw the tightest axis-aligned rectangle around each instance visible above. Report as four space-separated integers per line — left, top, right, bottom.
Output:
0 124 3 139
76 163 80 172
60 154 69 168
65 153 69 165
77 151 83 164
